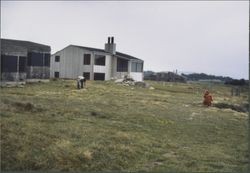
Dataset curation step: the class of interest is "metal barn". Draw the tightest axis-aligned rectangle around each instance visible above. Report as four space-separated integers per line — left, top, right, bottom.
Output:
0 39 51 83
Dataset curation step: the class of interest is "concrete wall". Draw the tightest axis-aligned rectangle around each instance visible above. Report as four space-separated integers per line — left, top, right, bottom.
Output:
130 72 143 81
1 72 26 81
26 66 50 79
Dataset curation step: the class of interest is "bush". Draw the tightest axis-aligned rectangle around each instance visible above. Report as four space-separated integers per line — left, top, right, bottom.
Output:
225 79 246 86
213 103 247 113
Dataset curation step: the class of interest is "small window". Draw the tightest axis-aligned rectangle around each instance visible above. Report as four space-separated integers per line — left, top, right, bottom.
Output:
83 72 90 80
131 62 137 72
136 63 143 72
131 62 143 72
83 54 91 65
95 55 105 66
54 72 59 78
94 73 105 80
55 56 60 62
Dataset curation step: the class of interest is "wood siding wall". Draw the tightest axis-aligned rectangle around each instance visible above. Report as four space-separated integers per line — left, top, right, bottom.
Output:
50 46 143 81
50 46 112 80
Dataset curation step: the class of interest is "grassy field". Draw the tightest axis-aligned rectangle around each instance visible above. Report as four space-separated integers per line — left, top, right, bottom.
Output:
0 79 249 172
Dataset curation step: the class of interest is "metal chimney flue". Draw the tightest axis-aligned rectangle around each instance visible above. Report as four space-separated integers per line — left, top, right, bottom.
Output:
111 37 114 44
108 37 111 44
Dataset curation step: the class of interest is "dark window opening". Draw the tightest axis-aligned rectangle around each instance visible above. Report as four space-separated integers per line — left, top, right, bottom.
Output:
54 72 59 78
27 54 31 66
19 56 26 72
44 53 50 66
131 62 143 72
94 73 105 80
28 52 44 66
94 55 105 66
27 52 44 66
117 58 128 72
55 56 60 62
1 55 18 72
83 54 91 65
83 72 90 80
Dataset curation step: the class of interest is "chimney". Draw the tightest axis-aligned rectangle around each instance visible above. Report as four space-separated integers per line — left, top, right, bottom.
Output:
108 37 111 44
111 37 114 44
105 36 116 54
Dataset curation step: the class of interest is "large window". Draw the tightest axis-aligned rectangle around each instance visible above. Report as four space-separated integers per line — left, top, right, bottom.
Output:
83 54 91 65
1 55 18 72
27 52 50 67
95 55 105 66
55 56 60 62
27 52 44 66
131 62 143 72
117 58 128 72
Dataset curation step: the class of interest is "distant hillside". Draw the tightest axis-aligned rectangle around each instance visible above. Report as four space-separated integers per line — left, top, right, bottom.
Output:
144 71 186 82
181 73 233 82
144 71 248 86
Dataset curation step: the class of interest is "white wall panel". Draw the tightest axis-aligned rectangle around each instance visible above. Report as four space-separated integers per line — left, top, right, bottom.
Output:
93 65 106 73
130 72 143 81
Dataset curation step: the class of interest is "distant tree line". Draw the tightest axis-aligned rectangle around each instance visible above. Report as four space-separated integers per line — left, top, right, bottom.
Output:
181 73 248 86
181 73 233 81
144 71 186 82
144 71 248 86
224 79 247 86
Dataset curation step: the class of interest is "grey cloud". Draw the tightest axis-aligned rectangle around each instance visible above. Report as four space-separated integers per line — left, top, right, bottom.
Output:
1 1 248 79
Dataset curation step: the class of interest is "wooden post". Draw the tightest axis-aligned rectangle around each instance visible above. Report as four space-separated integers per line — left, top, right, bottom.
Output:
235 87 240 96
16 56 19 84
231 87 234 96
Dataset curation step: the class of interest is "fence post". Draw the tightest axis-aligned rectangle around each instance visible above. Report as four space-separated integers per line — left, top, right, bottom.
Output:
231 87 234 96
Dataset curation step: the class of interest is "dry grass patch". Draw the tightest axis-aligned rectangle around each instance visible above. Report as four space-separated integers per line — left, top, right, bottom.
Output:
0 80 248 172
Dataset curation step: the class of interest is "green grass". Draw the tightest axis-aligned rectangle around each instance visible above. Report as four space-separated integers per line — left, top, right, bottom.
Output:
0 80 249 172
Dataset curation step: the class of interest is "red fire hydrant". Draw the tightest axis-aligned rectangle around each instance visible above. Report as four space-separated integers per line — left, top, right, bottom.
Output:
203 90 213 106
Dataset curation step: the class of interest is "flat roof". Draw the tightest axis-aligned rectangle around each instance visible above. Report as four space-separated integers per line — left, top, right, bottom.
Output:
1 38 51 53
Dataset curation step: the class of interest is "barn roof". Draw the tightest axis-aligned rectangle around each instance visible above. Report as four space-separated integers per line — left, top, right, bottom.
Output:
71 45 142 61
1 38 51 53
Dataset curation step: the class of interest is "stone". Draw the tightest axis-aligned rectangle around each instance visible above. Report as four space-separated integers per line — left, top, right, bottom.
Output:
114 79 124 83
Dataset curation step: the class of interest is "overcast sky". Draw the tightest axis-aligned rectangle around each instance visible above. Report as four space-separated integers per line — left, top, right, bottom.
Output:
1 1 249 79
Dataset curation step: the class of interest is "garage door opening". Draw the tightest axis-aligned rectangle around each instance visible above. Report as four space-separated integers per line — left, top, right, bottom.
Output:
94 73 105 80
